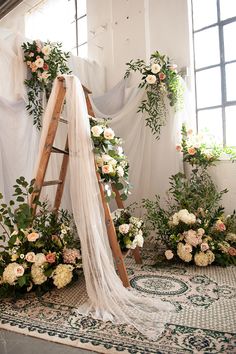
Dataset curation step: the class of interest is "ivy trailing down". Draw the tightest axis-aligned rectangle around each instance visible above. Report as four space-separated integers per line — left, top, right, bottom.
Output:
22 40 71 130
125 51 184 139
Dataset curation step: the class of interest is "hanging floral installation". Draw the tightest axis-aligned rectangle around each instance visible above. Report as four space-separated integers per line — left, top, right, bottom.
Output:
143 126 236 267
90 117 131 201
125 51 184 139
0 178 82 298
22 40 71 130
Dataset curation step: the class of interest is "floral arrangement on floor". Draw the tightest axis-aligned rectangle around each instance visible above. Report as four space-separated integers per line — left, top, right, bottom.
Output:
143 157 236 266
22 40 71 130
90 116 131 201
176 124 236 167
0 177 82 298
124 50 184 139
112 207 145 251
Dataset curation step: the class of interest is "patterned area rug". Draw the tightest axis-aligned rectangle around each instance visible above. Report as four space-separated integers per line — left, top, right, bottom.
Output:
0 248 235 354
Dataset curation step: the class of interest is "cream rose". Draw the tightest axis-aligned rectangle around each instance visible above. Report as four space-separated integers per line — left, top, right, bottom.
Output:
95 155 103 167
165 250 174 260
34 253 46 266
146 74 157 84
41 44 51 56
102 164 113 174
25 252 36 263
35 58 44 68
151 63 161 74
104 128 115 140
91 125 103 137
194 252 209 266
200 242 209 252
119 224 130 234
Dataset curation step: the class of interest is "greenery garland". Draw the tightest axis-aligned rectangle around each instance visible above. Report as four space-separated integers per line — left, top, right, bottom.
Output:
22 40 71 130
125 51 184 139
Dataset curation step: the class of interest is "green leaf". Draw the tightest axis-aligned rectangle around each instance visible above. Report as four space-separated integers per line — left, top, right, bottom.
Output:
114 183 124 191
16 196 25 202
18 275 27 287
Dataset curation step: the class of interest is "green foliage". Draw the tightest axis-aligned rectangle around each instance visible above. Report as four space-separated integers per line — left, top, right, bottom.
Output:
125 50 184 139
22 40 71 130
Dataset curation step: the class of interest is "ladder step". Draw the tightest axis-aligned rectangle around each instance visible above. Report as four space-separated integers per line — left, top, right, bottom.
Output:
59 118 68 124
43 180 63 187
52 146 69 155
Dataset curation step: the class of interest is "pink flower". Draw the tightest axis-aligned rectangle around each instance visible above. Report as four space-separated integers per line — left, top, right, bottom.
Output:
27 232 39 242
63 248 81 264
46 252 56 264
159 72 166 80
187 129 193 135
15 265 24 277
176 145 182 152
228 247 236 256
187 147 196 155
200 242 209 252
215 220 226 232
43 63 49 70
102 164 113 174
29 52 34 57
25 252 36 262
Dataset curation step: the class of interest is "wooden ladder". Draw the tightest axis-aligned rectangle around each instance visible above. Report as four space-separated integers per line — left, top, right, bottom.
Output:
30 76 142 288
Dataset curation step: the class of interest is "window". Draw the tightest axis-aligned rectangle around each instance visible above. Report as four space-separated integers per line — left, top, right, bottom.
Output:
192 0 236 146
71 0 88 57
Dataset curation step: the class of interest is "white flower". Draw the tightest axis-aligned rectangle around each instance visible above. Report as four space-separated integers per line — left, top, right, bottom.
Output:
102 164 113 174
117 146 123 156
177 243 192 262
52 264 73 289
102 154 112 163
197 228 205 237
108 158 117 166
34 253 46 267
172 213 179 226
146 74 157 84
119 224 130 234
165 250 174 260
41 44 51 56
91 125 103 137
14 237 21 246
95 155 103 167
135 233 144 247
3 263 24 285
206 250 215 264
25 252 36 263
194 252 209 266
104 128 115 140
11 254 18 261
35 58 44 68
226 233 236 242
20 254 25 259
31 264 47 285
151 63 161 74
116 166 124 177
130 239 138 249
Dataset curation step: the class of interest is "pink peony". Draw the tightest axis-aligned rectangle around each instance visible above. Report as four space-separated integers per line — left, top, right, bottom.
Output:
46 252 56 264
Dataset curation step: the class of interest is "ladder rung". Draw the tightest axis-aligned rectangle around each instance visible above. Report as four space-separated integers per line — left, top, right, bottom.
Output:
52 146 69 155
59 118 68 124
43 180 63 187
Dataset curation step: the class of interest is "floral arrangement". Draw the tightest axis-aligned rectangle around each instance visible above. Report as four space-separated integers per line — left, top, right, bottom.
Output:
112 208 145 251
0 177 82 298
22 40 71 130
90 117 131 201
177 124 236 168
125 51 184 139
143 163 236 266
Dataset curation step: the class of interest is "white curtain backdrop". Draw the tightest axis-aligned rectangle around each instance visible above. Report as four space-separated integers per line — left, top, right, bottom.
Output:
90 78 186 209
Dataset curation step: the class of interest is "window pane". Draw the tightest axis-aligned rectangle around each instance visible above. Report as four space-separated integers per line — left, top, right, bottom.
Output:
198 108 223 144
225 106 236 146
77 0 87 18
192 0 217 30
224 22 236 61
194 27 220 68
78 43 88 58
226 63 236 101
196 67 222 108
220 0 236 20
77 16 88 45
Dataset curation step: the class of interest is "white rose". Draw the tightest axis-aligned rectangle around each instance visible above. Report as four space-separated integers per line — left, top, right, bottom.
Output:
165 250 174 260
117 146 123 156
95 155 103 167
146 74 157 84
104 128 115 140
35 58 44 68
91 125 103 137
119 224 130 234
102 154 112 163
151 63 161 74
116 166 124 177
135 234 144 248
130 239 138 249
108 158 117 166
34 253 46 267
41 44 51 56
200 242 209 252
15 265 25 277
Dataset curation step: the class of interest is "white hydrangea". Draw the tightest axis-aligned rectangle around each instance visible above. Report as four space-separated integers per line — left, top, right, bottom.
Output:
116 166 124 177
34 253 47 267
177 243 192 262
194 252 209 266
3 263 24 285
31 264 47 285
119 224 130 234
134 233 144 247
52 264 74 289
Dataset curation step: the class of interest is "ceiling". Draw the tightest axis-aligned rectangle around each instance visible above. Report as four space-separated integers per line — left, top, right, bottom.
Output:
0 0 23 20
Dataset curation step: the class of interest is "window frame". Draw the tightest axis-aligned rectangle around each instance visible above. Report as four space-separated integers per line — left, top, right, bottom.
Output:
191 0 236 146
71 0 88 56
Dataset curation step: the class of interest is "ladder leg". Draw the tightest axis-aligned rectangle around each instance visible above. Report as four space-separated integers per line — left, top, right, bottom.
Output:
54 137 69 212
97 173 130 287
132 247 142 264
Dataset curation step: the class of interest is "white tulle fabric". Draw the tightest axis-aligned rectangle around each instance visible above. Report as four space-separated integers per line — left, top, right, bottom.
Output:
36 74 174 340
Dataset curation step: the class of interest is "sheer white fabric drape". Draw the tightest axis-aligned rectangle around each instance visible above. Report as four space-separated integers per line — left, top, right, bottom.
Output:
36 75 174 340
90 78 186 209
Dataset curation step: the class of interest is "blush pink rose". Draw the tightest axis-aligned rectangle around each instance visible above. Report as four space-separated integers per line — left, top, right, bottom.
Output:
188 147 196 155
228 247 236 256
215 220 226 232
25 252 36 262
176 145 182 152
15 265 24 277
46 252 56 264
159 72 166 80
27 232 39 242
